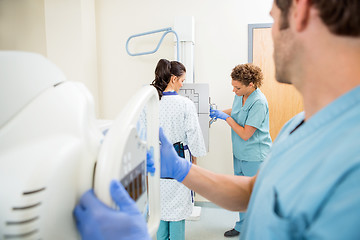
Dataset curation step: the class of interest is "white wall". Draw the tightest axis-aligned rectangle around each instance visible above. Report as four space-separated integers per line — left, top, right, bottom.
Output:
44 0 100 113
0 0 47 55
0 0 100 114
95 0 273 202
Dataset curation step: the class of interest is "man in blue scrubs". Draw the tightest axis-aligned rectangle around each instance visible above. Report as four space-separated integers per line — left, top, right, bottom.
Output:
74 0 360 239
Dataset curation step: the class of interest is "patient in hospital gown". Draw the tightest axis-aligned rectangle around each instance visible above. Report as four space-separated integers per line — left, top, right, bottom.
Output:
151 59 206 240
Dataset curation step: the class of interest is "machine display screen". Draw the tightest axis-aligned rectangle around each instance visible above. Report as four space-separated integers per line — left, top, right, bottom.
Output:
121 161 146 201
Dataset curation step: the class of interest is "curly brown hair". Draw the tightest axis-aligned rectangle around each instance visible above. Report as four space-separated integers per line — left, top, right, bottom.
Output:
275 0 360 36
231 64 263 89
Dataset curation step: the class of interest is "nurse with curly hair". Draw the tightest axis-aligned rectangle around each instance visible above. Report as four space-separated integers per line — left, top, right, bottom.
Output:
210 63 272 238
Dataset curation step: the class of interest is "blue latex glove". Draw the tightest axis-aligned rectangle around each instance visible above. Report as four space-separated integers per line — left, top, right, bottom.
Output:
209 109 230 120
147 147 155 176
209 108 216 118
73 180 151 240
159 127 192 182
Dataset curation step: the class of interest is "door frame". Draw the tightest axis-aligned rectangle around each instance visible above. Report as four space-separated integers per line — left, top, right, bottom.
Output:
248 23 273 63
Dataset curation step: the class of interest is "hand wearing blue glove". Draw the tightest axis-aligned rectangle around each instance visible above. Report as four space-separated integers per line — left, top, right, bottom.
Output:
146 147 155 176
73 180 151 240
209 109 216 118
159 127 192 182
209 109 230 120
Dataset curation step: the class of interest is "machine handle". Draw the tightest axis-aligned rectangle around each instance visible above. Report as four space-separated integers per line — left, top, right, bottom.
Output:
94 86 160 237
126 27 180 61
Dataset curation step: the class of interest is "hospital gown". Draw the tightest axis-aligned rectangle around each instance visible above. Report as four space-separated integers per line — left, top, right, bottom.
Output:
241 86 360 239
159 93 206 221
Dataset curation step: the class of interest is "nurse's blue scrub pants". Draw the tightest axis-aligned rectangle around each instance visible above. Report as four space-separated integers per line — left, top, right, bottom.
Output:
157 220 185 240
233 156 262 233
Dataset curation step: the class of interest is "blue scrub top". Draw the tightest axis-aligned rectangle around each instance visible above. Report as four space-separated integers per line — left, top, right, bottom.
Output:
231 88 272 162
241 86 360 239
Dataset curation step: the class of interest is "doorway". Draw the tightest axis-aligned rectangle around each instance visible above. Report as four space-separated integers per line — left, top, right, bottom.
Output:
248 24 303 140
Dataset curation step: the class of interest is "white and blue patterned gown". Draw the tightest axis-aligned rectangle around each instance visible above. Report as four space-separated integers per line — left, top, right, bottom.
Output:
159 92 206 221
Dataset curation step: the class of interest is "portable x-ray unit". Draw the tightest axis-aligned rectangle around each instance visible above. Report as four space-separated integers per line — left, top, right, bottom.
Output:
0 51 160 239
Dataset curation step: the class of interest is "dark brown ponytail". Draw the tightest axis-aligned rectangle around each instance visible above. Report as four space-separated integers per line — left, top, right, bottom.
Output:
151 59 186 99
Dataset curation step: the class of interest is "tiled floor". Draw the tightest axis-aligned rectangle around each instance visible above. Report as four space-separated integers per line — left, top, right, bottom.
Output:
185 206 239 240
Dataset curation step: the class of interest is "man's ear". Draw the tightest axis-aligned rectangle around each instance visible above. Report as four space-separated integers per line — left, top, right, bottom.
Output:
293 0 311 32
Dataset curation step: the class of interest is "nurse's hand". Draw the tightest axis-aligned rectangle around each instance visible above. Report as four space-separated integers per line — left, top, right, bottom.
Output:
210 109 230 120
74 180 151 240
159 127 192 182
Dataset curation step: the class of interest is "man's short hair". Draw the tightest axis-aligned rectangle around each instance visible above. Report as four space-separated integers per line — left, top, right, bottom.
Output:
275 0 360 36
